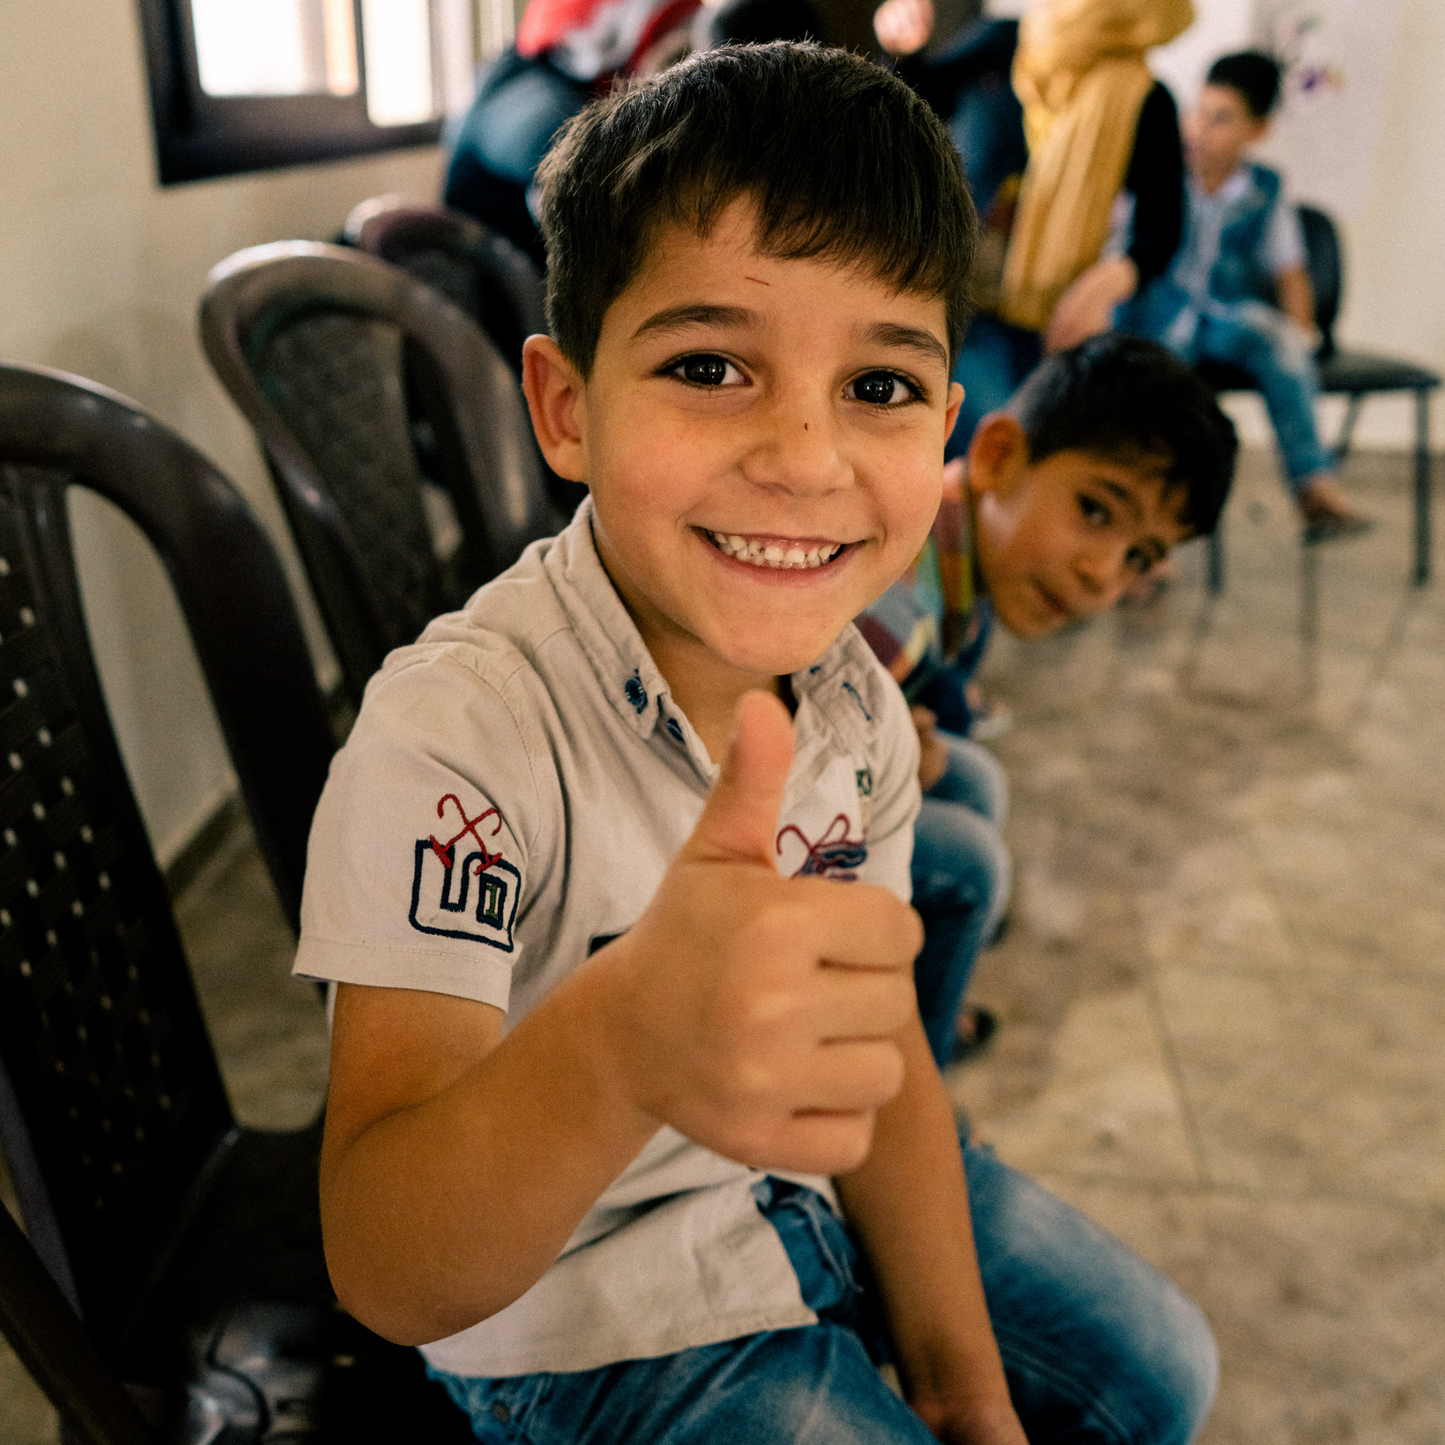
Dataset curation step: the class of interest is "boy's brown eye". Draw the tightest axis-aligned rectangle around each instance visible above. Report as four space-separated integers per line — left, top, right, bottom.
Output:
848 371 916 406
679 355 729 386
849 375 895 404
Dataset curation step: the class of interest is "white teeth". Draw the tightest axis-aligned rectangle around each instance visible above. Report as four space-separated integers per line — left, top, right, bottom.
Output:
705 531 844 569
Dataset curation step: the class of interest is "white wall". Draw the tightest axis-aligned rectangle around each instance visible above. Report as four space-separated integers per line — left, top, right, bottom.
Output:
0 0 443 865
988 0 1445 451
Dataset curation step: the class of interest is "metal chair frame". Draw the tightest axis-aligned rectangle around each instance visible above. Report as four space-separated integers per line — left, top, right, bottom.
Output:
1204 204 1440 591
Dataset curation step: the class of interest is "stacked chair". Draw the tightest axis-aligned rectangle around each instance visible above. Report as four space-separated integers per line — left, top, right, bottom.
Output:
0 363 468 1442
342 197 587 523
1201 204 1439 591
342 196 548 380
200 241 565 712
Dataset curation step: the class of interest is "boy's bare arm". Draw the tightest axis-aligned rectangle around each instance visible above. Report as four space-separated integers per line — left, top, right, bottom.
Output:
836 1018 1028 1445
320 692 922 1346
1275 264 1315 331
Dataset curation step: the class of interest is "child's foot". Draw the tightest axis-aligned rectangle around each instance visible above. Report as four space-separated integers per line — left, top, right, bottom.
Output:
964 681 1012 741
1298 475 1376 545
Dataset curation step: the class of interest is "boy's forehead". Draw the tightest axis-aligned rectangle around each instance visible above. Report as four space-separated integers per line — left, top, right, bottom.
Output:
1198 83 1250 116
615 199 947 336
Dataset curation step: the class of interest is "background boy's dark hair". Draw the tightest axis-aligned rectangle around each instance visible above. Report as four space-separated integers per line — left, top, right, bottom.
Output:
1206 50 1283 120
535 42 978 374
1007 334 1238 537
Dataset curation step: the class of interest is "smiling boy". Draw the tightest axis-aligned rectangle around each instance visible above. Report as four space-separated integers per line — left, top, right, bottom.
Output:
299 44 1217 1445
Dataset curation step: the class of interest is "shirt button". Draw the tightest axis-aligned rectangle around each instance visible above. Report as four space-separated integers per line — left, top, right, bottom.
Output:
490 1400 511 1423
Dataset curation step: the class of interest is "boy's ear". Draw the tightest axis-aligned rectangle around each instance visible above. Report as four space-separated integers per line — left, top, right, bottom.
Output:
965 412 1029 495
943 380 965 444
521 335 589 484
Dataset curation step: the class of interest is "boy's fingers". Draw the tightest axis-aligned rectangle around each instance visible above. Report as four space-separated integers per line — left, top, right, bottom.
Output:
800 882 925 968
680 690 795 868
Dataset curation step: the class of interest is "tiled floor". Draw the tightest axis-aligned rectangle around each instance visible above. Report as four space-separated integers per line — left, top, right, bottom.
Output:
3 447 1442 1441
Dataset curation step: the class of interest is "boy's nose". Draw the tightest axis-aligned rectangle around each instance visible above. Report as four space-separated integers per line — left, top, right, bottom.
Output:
741 403 850 496
1073 539 1130 600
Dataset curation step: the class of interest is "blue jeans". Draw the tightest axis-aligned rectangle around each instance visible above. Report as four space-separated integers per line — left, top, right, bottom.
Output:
1190 304 1329 489
913 731 1011 1067
431 1150 1217 1443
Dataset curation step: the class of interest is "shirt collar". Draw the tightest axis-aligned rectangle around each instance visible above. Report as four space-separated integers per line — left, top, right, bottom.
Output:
541 498 889 772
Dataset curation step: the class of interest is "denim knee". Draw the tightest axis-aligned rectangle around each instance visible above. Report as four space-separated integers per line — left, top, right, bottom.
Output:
964 1144 1218 1445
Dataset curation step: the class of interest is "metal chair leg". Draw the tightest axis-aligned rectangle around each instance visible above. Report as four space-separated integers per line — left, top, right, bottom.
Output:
1414 387 1432 585
1207 519 1225 594
1333 393 1362 465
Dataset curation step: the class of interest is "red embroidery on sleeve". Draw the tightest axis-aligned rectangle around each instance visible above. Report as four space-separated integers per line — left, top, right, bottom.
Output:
775 814 867 880
429 794 504 873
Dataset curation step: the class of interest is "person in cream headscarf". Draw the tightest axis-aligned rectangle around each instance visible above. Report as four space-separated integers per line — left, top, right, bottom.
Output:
1002 0 1193 345
877 0 1193 454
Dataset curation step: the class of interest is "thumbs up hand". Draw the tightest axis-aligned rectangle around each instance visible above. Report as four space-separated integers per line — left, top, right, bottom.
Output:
590 690 922 1176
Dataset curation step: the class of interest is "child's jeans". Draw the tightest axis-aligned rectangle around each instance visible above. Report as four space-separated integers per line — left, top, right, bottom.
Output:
1190 302 1331 490
913 730 1012 1066
429 1147 1217 1444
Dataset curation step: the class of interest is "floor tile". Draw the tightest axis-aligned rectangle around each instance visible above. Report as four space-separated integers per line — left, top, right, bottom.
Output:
1029 1179 1445 1445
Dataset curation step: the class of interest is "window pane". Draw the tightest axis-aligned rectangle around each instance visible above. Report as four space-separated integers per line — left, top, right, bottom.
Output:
361 0 439 126
191 0 357 97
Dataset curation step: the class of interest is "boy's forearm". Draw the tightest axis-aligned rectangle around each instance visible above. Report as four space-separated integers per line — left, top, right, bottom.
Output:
321 968 660 1346
835 1014 1013 1420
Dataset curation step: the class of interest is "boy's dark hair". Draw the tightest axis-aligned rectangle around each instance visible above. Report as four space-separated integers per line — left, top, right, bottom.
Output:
535 42 977 374
1207 50 1283 119
1007 334 1237 536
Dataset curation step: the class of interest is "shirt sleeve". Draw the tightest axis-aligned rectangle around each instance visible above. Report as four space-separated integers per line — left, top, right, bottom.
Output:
294 644 544 1011
1263 186 1307 275
1122 81 1186 287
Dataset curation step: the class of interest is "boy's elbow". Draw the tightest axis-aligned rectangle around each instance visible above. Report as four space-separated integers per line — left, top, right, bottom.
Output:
327 1248 510 1348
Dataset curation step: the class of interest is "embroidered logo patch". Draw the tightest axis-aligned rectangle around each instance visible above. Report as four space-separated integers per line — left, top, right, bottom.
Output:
776 814 868 881
409 793 519 950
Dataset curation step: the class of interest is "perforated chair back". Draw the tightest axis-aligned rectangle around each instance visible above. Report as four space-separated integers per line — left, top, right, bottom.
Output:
343 197 548 378
201 241 562 709
0 363 334 1358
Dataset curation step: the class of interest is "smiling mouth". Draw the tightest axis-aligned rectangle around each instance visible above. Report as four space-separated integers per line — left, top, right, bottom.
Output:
703 530 847 570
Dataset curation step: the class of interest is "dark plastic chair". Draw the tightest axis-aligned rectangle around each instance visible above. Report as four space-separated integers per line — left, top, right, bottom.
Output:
342 197 586 520
201 240 564 712
0 364 468 1443
343 196 548 379
1201 204 1440 590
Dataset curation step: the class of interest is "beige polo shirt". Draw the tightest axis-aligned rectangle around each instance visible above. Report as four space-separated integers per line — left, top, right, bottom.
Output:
295 498 920 1378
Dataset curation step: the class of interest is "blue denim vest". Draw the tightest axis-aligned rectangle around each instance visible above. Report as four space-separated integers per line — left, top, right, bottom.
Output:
1118 162 1284 353
1208 162 1282 306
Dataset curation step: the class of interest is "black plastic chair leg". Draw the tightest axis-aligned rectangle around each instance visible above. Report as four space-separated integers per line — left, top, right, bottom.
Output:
1414 387 1431 586
1207 521 1225 595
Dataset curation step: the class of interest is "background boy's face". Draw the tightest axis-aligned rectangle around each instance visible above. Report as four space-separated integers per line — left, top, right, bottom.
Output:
1185 84 1268 176
968 417 1190 639
525 198 962 687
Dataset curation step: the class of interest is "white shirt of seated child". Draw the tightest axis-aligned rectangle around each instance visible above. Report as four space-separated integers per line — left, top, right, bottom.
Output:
295 497 920 1376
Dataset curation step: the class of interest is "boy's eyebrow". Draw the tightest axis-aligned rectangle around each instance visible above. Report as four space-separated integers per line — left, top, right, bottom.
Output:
861 322 949 371
632 303 757 341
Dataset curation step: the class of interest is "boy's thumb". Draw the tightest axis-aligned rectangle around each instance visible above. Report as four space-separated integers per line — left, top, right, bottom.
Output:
683 690 795 868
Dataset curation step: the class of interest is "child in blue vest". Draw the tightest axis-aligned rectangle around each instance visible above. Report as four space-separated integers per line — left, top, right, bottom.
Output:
1118 50 1373 543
